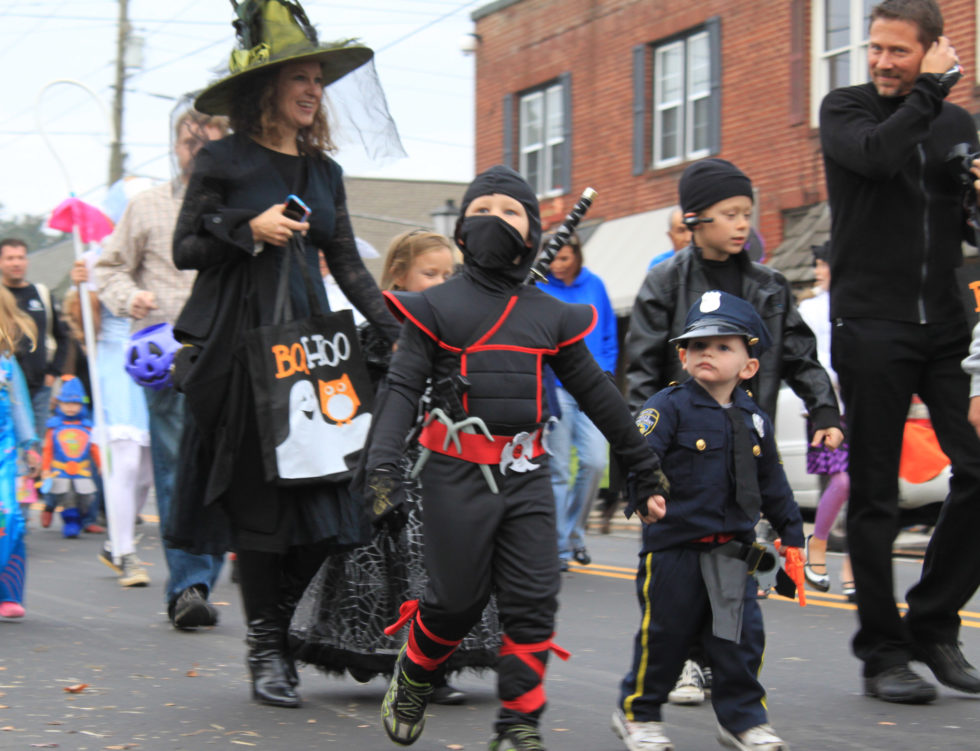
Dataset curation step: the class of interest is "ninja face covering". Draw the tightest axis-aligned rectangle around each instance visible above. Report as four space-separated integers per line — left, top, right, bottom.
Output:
457 215 530 285
454 165 542 287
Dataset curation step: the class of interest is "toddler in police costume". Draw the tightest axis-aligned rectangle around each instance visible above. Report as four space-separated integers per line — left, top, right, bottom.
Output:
614 291 804 751
364 164 668 751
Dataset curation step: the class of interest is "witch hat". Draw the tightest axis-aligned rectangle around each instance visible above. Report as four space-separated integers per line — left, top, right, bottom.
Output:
195 0 373 116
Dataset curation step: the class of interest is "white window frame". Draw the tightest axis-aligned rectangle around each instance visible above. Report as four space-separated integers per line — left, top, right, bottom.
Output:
518 82 565 198
652 30 712 169
810 0 872 126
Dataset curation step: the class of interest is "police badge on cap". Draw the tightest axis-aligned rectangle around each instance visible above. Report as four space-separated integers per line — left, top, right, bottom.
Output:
670 291 773 356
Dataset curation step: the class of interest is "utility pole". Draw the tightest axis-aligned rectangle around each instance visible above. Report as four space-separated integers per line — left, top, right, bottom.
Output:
108 0 129 185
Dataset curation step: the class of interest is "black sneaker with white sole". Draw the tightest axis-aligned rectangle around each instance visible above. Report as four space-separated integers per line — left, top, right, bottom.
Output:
168 586 218 629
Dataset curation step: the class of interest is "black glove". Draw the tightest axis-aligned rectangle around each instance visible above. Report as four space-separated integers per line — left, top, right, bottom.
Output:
624 467 670 519
365 465 406 528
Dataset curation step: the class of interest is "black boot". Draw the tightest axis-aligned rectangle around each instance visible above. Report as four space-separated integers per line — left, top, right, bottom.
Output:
278 591 300 690
278 541 331 689
246 616 300 707
238 550 300 708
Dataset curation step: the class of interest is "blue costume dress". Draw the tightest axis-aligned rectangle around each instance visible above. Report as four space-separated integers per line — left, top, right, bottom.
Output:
0 356 38 607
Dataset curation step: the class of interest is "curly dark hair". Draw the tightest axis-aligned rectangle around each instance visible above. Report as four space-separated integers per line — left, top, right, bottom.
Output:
229 64 335 157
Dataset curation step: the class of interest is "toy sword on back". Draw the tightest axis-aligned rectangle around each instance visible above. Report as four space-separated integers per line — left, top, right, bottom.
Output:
525 186 598 285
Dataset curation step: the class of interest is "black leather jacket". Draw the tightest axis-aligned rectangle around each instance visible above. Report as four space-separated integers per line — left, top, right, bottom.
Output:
625 246 840 432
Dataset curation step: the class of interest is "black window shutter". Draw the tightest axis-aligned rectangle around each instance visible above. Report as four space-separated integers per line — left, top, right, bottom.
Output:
559 72 572 194
706 16 721 155
632 44 647 176
503 93 513 168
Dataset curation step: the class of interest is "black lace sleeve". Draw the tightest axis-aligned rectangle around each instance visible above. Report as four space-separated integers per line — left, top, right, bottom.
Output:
357 320 394 391
326 178 401 345
173 146 259 271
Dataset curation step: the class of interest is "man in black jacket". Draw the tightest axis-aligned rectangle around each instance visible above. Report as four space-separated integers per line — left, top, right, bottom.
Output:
820 0 980 704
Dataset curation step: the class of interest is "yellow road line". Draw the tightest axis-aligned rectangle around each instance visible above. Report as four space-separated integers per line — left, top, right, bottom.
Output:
569 563 980 627
570 561 637 574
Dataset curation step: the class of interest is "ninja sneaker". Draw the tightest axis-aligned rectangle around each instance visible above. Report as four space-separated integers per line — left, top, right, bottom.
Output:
668 659 705 705
717 722 789 751
381 645 433 745
489 724 545 750
612 709 673 751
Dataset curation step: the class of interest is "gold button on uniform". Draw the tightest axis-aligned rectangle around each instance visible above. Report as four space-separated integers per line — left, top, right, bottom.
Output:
696 439 707 451
752 445 761 457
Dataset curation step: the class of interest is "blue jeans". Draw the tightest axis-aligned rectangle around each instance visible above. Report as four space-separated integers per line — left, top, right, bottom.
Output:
81 472 105 527
549 387 608 559
30 384 51 438
144 387 223 606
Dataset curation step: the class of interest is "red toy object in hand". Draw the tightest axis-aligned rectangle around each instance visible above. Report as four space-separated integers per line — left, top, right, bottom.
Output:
774 539 807 607
783 547 807 607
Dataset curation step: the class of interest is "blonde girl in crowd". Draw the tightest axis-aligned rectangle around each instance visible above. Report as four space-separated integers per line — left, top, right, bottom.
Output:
0 287 39 618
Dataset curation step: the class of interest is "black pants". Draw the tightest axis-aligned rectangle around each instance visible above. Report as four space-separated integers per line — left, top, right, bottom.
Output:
411 453 561 731
832 317 980 676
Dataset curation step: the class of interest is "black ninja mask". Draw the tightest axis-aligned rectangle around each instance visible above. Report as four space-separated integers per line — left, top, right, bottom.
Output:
454 165 542 290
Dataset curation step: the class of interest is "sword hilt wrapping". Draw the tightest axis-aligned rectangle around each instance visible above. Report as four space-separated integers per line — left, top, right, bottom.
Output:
526 187 598 285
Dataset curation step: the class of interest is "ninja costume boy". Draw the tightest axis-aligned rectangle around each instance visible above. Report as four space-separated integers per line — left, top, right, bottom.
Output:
363 165 668 751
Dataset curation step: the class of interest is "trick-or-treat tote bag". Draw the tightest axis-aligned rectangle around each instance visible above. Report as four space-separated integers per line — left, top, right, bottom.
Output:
245 237 375 485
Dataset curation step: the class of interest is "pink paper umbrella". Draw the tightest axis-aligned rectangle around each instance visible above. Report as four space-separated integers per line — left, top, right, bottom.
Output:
48 196 114 244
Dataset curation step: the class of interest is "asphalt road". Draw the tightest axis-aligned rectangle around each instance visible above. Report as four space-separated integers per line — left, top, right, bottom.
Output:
2 518 979 751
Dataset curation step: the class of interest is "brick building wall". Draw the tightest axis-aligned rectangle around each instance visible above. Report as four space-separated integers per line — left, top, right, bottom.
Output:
472 0 980 250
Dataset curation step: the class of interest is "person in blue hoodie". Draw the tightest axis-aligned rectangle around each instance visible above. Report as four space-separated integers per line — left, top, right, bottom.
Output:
540 232 618 570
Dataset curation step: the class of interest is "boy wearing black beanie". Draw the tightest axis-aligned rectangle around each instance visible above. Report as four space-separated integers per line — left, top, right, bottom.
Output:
627 157 840 437
364 165 669 751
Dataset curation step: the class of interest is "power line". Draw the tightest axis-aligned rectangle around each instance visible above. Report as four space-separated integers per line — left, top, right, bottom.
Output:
375 0 483 53
0 61 112 131
0 0 71 64
136 0 206 39
135 37 227 76
0 82 114 153
2 12 227 24
0 36 225 155
401 135 470 148
383 64 470 81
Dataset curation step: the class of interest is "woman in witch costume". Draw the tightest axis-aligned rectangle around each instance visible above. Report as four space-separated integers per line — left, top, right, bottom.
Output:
168 0 401 708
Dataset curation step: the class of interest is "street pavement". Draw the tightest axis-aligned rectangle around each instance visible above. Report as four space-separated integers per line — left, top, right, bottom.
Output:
3 515 980 751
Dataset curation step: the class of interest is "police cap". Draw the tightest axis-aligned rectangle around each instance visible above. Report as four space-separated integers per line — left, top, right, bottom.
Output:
670 290 772 356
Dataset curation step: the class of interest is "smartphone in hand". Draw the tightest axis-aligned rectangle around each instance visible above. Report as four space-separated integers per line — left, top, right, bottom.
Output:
284 194 311 222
